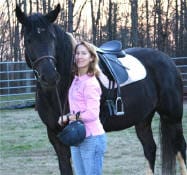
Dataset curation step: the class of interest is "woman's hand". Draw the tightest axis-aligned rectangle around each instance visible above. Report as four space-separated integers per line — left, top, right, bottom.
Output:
68 114 77 121
58 115 68 126
58 114 77 126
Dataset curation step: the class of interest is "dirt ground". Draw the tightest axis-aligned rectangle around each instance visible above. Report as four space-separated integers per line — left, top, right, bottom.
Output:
0 104 187 175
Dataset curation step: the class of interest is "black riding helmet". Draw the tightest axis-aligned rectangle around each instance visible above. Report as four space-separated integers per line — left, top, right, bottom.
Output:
57 120 86 146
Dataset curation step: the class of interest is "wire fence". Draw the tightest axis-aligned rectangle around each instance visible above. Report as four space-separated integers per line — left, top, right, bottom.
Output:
172 57 187 98
0 62 36 109
0 57 187 109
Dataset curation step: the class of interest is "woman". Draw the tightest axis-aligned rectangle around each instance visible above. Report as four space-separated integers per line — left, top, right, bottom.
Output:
58 41 107 175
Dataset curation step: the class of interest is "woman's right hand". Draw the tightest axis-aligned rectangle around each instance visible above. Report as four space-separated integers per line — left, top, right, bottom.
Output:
58 115 68 126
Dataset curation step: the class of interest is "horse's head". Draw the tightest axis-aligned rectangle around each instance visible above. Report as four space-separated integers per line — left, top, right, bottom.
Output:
16 4 61 88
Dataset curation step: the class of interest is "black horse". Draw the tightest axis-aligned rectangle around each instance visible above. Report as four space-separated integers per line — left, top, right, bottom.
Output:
16 4 187 175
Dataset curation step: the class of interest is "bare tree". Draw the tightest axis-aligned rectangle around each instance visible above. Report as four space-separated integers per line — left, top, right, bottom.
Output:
68 0 74 33
175 0 179 55
90 0 102 44
156 0 164 50
145 0 151 47
1 0 187 62
130 0 138 47
48 0 51 12
107 1 117 41
73 0 87 33
43 0 47 14
178 0 185 56
184 0 187 55
6 0 13 57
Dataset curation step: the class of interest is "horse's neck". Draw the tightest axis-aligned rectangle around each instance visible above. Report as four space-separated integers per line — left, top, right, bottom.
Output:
66 32 77 49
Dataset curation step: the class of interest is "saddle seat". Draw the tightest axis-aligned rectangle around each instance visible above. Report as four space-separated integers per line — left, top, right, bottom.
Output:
97 40 126 58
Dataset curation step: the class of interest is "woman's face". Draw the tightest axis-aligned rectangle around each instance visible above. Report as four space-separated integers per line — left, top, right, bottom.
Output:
75 44 93 70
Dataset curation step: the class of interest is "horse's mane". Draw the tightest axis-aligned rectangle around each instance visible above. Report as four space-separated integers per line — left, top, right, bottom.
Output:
52 24 73 73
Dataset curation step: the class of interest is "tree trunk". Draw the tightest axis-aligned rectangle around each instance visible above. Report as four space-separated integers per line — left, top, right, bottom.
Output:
183 0 187 55
48 0 51 12
6 0 13 58
130 0 138 47
179 0 184 56
145 0 151 47
156 0 164 50
68 0 74 33
43 0 46 14
175 0 179 56
90 0 102 44
108 0 112 40
73 0 87 33
29 0 32 14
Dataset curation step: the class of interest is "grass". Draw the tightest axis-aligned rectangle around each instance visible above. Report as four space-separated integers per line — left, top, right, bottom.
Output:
0 94 35 109
0 105 187 175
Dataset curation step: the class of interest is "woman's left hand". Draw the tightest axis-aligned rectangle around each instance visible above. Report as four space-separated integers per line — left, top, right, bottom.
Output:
68 114 77 121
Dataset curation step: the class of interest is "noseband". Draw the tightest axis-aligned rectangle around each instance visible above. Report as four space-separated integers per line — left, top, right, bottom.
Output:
28 55 56 81
32 55 56 69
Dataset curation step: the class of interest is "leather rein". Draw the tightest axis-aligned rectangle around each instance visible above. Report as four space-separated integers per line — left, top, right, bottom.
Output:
29 55 71 123
29 55 66 120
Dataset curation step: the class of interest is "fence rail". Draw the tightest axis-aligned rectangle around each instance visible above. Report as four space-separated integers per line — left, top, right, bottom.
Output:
0 57 187 109
0 62 36 109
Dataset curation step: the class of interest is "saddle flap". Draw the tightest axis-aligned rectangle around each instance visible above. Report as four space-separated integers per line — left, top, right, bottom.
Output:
99 53 128 85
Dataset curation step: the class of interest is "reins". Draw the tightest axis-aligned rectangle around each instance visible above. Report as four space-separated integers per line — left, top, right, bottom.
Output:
55 87 67 127
55 55 74 127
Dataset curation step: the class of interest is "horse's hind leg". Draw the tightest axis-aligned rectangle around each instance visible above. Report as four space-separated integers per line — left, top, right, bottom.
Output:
174 123 187 175
160 116 187 175
135 113 156 175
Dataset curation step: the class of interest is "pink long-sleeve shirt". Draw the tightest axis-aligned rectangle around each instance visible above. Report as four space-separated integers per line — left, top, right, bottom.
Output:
68 74 105 137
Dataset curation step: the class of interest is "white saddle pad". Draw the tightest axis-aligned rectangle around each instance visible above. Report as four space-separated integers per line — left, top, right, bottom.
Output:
98 54 147 88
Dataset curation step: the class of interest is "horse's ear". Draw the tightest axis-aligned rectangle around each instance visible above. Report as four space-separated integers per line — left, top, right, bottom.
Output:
15 4 27 25
45 4 60 23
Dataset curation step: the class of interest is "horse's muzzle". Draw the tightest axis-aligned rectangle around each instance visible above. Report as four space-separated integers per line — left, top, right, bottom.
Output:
39 71 60 88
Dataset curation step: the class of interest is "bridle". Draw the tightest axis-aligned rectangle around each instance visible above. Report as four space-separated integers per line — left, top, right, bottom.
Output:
32 55 56 69
27 53 69 125
28 54 66 122
27 54 57 81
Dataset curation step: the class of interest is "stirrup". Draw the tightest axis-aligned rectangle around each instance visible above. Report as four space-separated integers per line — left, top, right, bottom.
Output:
115 97 125 116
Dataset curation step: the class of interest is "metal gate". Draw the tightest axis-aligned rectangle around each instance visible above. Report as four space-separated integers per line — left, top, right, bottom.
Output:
172 57 187 100
0 57 186 109
0 62 36 109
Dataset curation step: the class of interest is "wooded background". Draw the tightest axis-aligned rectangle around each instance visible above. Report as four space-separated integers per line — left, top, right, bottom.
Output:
0 0 187 62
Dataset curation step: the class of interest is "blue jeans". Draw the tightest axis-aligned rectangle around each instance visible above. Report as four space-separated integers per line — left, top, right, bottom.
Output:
70 134 107 175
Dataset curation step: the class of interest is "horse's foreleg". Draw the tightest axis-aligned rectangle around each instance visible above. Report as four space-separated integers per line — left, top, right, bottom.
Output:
47 127 73 175
135 116 156 175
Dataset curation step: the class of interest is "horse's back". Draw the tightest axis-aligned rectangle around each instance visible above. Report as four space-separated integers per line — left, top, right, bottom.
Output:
125 47 183 122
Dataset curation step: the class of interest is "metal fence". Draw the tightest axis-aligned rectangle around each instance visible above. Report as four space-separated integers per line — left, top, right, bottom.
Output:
0 62 36 109
0 57 187 109
172 57 187 99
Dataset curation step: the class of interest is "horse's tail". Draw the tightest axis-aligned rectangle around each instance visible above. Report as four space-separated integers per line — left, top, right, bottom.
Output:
160 118 176 175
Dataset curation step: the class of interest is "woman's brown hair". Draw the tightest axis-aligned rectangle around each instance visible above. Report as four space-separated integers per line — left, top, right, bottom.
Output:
73 41 100 77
